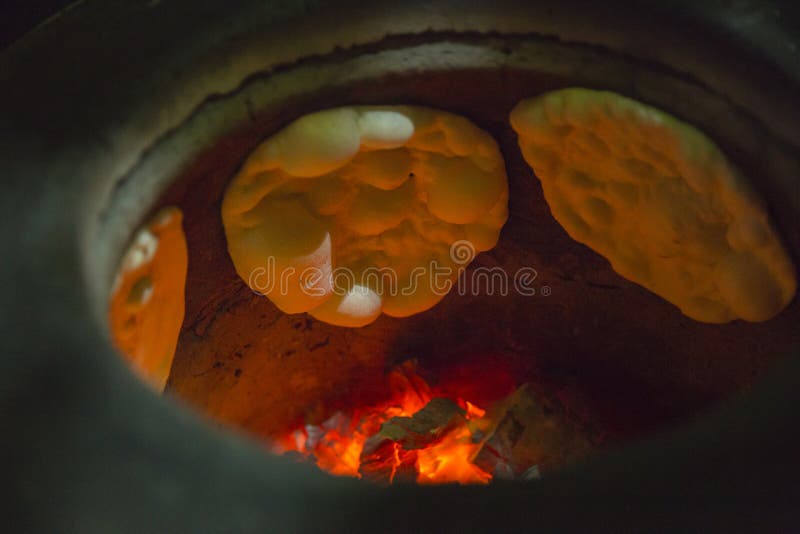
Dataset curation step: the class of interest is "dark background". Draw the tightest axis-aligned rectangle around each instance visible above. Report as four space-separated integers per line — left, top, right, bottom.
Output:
3 0 800 51
1 0 78 50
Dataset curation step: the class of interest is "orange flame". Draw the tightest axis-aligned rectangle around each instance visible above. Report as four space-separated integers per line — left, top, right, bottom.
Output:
416 425 491 485
275 363 494 485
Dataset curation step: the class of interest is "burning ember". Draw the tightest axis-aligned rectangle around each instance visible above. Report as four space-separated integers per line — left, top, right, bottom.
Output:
272 360 593 484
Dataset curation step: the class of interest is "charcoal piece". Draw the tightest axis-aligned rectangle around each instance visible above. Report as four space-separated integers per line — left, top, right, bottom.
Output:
359 397 469 483
364 397 466 454
359 441 418 484
474 384 592 478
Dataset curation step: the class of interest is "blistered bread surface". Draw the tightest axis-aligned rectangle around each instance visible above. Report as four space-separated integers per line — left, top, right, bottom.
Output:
511 88 795 323
109 207 188 390
222 106 509 327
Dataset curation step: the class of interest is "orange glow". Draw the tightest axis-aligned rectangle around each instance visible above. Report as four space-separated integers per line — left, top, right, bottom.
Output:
275 362 495 485
463 401 486 420
416 425 492 485
108 207 187 392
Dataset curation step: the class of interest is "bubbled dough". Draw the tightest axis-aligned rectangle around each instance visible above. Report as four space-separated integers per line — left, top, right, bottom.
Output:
109 207 188 391
222 106 509 327
511 88 796 323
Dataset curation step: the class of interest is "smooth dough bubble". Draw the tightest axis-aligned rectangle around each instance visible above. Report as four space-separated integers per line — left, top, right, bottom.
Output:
223 105 509 327
276 108 361 177
715 252 785 322
510 88 796 323
347 149 413 191
357 110 415 149
420 154 506 225
310 285 383 327
339 180 416 236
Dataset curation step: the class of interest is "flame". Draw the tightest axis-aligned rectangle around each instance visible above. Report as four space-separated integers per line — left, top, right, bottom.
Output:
463 400 486 419
416 425 491 485
275 363 495 485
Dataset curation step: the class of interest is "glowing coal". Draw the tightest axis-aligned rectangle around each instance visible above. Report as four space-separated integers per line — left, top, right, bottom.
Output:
272 361 593 484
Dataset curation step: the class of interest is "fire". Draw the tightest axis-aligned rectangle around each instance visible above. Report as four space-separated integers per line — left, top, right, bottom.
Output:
416 425 492 485
274 361 496 485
